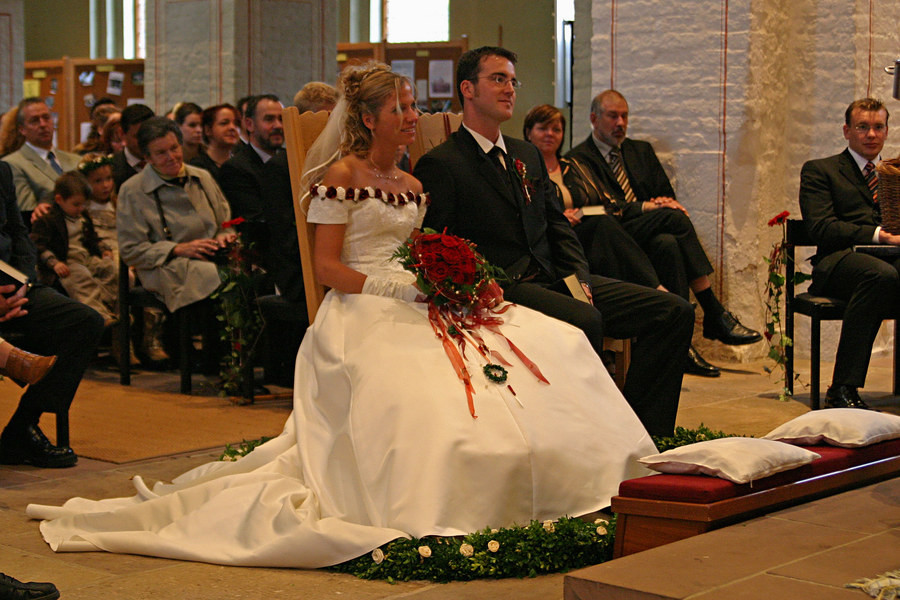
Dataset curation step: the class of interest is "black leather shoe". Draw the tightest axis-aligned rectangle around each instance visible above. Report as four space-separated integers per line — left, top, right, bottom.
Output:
703 311 763 345
685 345 720 377
824 385 871 409
0 424 77 468
0 572 59 600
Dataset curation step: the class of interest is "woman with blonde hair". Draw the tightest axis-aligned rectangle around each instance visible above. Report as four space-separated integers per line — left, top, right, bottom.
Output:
0 107 23 157
29 63 655 568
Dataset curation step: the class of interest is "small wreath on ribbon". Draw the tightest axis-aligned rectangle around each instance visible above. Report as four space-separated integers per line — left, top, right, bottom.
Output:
483 363 508 383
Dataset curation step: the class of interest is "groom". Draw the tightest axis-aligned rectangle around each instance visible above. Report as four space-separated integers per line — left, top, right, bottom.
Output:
414 46 693 437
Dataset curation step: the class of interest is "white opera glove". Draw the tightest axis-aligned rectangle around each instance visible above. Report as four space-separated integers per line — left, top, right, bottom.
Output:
361 275 420 303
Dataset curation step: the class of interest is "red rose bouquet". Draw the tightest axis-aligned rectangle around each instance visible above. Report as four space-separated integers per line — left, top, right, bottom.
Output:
393 229 503 309
394 229 547 418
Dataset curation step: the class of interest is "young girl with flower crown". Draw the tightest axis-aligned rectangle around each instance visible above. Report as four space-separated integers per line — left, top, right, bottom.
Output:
78 153 119 259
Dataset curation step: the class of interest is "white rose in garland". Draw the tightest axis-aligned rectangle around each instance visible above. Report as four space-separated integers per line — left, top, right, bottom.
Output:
418 545 432 558
459 543 474 558
487 540 500 553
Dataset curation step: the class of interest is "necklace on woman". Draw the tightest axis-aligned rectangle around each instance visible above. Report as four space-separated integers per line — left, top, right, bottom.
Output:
368 157 401 182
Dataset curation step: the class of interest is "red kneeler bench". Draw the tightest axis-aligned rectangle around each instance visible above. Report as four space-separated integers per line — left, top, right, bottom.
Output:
611 438 900 557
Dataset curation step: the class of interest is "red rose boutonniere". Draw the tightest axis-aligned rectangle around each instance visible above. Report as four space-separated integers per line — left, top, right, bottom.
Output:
513 159 534 204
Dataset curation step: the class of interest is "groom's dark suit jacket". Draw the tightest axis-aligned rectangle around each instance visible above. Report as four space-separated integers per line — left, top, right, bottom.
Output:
417 127 589 285
415 127 694 437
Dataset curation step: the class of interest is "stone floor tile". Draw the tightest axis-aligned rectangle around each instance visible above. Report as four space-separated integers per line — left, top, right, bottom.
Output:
54 562 429 600
0 545 111 592
407 575 564 599
564 517 864 599
771 479 900 534
676 394 809 438
689 573 860 599
769 529 900 587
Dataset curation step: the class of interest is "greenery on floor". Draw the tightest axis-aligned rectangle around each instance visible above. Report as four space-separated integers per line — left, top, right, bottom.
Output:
651 423 735 452
219 424 737 581
329 516 615 582
219 437 273 461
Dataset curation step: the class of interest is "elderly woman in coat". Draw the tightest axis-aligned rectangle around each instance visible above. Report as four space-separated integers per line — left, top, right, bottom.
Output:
117 116 235 312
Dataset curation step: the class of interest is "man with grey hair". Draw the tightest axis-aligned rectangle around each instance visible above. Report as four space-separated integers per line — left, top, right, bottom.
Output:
567 90 761 378
2 98 79 224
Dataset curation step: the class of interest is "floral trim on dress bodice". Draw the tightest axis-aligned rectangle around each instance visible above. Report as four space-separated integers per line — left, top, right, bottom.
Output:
309 184 429 207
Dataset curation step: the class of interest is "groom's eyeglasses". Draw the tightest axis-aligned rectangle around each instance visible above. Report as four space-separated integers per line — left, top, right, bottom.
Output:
473 74 523 89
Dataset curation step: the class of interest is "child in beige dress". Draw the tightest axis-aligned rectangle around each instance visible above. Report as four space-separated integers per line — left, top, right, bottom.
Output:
30 172 118 327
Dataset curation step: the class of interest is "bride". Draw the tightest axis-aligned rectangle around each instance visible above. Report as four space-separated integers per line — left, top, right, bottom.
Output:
26 63 657 568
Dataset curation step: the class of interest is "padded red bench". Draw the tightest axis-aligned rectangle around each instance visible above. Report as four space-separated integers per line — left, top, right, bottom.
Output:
611 438 900 557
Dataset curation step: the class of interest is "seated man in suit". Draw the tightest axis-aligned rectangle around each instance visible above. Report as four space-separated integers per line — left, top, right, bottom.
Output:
567 89 761 373
112 103 154 193
2 98 80 225
415 46 694 437
219 94 284 253
0 161 104 468
799 97 893 409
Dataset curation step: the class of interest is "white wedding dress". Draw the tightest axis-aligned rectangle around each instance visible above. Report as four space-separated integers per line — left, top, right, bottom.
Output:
26 187 657 568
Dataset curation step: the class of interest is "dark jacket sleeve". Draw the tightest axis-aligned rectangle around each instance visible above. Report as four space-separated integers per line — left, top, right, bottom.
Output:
0 162 38 279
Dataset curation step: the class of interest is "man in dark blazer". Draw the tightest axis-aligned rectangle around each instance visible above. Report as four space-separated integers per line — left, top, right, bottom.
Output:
799 97 893 409
219 94 284 254
415 47 693 437
112 104 154 193
2 98 80 225
567 89 761 376
0 161 104 468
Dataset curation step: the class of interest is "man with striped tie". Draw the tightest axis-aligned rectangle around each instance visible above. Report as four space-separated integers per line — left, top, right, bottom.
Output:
568 90 761 378
799 97 891 409
2 98 80 226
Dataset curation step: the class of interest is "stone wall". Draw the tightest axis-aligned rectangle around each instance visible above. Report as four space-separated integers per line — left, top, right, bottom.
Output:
0 0 24 112
144 0 336 113
574 0 900 362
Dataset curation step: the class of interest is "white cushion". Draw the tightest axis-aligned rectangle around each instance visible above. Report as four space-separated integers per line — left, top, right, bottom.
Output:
763 408 900 448
638 437 820 484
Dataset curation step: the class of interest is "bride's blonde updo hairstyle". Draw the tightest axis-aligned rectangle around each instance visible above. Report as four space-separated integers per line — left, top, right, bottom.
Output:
339 62 410 157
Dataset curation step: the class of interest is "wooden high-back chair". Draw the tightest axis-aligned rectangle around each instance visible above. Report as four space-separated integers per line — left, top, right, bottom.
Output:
282 106 331 323
408 112 463 170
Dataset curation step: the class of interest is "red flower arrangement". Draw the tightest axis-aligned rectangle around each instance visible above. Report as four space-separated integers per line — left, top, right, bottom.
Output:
767 211 790 227
763 210 811 400
393 229 548 417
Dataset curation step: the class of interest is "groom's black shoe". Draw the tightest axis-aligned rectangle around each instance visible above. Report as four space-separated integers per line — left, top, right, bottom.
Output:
824 385 870 409
0 572 60 600
703 311 762 346
685 345 720 377
0 424 77 468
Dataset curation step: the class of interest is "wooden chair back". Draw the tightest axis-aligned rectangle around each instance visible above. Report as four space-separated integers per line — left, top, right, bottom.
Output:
282 107 331 323
408 112 463 170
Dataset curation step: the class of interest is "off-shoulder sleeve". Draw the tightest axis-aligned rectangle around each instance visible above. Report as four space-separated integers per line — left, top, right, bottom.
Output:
306 187 350 225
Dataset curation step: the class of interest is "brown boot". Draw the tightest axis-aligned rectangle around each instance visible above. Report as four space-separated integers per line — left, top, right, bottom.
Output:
142 308 170 363
0 347 57 385
111 330 141 367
